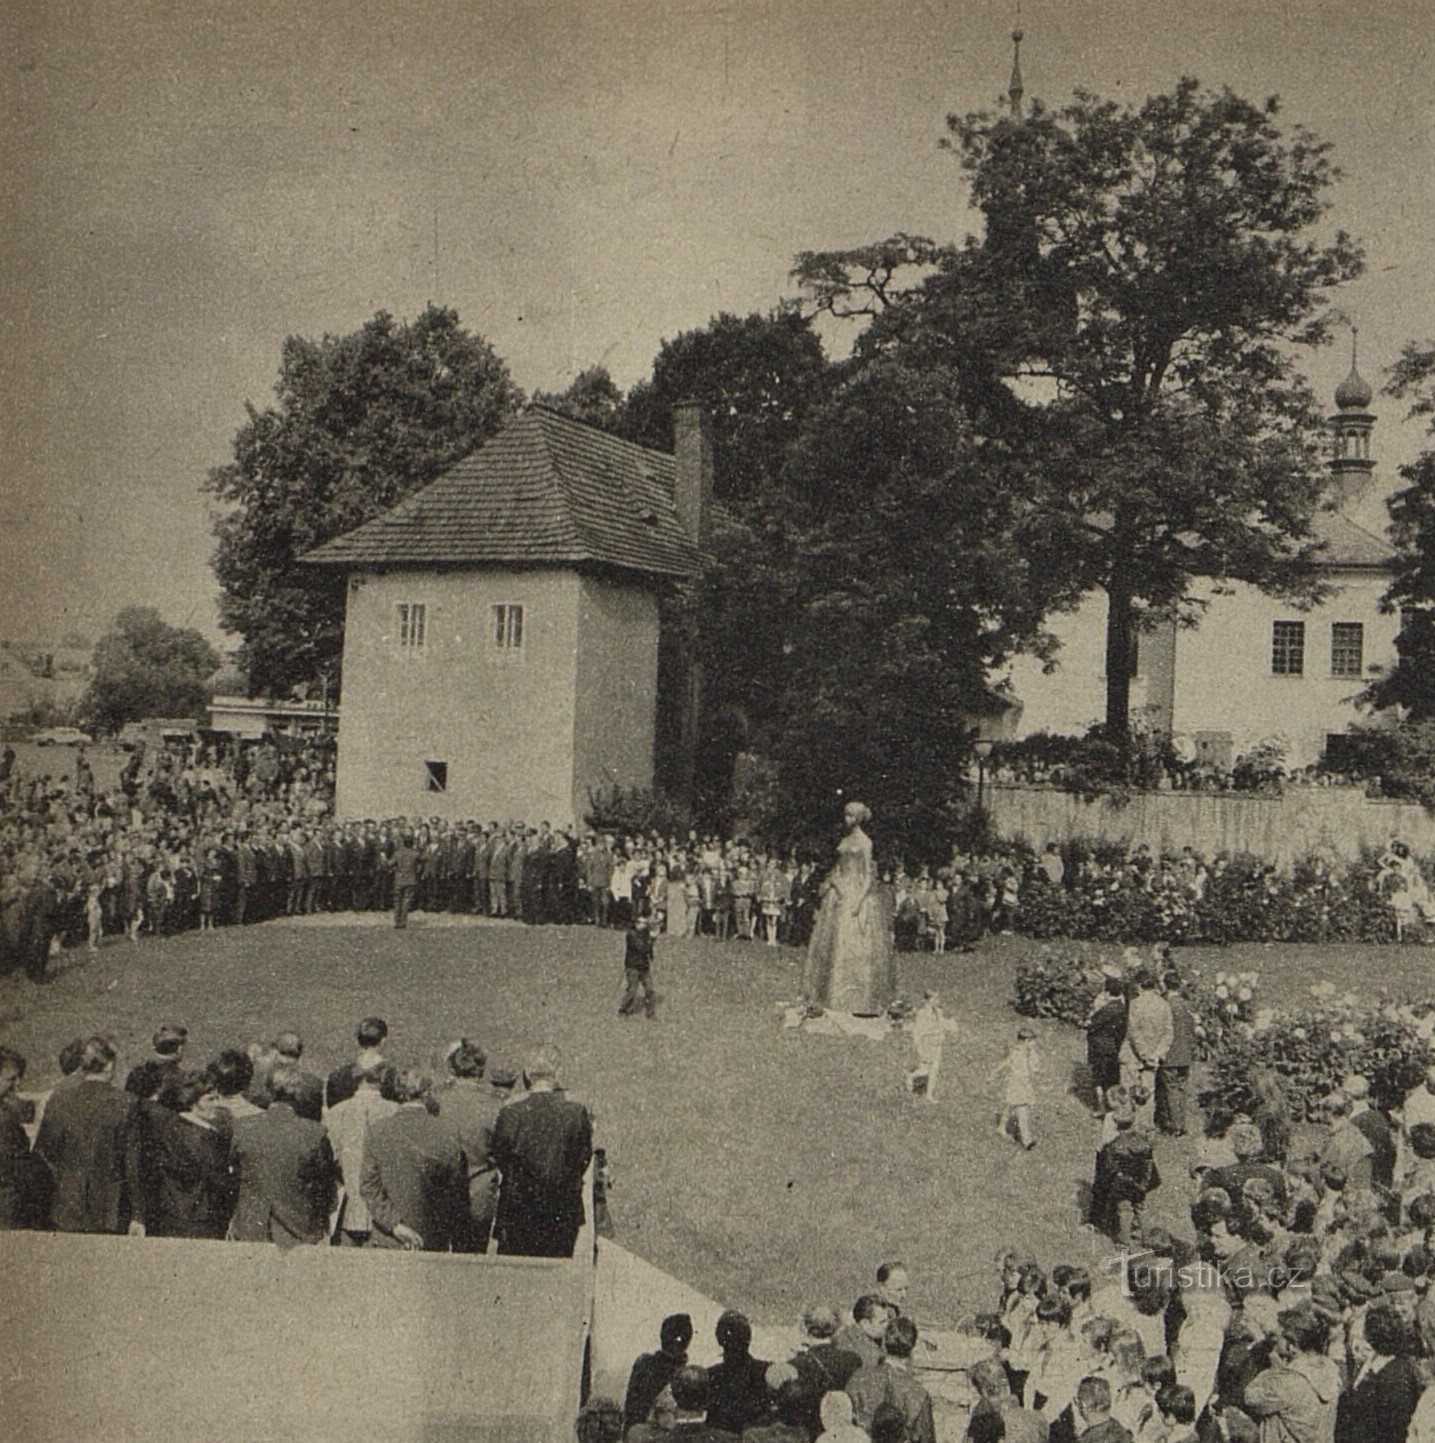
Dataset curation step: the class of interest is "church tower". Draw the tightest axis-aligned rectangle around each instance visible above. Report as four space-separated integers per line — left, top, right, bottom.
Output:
1329 329 1375 508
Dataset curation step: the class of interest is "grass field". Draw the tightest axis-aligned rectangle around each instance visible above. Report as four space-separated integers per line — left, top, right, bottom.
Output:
3 921 1433 1327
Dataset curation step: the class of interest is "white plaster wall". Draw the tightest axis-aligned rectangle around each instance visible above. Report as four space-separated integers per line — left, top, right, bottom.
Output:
1005 592 1170 737
1170 573 1398 768
572 576 659 824
334 568 581 825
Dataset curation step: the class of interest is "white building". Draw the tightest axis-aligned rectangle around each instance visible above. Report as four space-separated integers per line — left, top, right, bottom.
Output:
1004 359 1400 769
303 405 706 827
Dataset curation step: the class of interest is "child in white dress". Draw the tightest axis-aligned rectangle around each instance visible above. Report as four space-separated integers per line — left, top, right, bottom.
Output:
995 1025 1042 1148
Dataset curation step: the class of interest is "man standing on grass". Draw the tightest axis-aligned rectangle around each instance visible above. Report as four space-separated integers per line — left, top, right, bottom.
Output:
619 913 656 1019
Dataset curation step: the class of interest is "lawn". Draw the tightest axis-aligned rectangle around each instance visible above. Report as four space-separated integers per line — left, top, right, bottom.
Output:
4 921 1433 1328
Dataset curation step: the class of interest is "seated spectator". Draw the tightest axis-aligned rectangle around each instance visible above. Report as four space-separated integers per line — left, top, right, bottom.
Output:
269 1031 323 1121
575 1397 624 1443
743 1365 815 1443
706 1310 771 1436
815 1391 867 1443
1153 1384 1196 1443
33 1035 145 1235
1334 1303 1424 1443
624 1313 693 1434
870 1401 911 1443
833 1294 891 1370
1242 1304 1339 1443
846 1316 935 1443
228 1061 339 1247
1070 1375 1132 1443
360 1069 467 1252
325 1015 390 1109
627 1364 726 1443
325 1056 399 1245
790 1304 863 1433
968 1357 1047 1443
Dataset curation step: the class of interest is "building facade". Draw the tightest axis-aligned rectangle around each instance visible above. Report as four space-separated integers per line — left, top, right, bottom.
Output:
305 405 706 826
1004 358 1401 769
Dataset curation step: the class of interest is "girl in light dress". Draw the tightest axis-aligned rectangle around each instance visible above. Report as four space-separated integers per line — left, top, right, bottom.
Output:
994 1025 1042 1148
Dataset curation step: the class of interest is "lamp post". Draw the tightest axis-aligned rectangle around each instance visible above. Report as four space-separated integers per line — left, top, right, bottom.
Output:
973 737 996 815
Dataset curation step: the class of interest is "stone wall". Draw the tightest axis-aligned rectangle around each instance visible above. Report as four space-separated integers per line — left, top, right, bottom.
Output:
986 782 1435 866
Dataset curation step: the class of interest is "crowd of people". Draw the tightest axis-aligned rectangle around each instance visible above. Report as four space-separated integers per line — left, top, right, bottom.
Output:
578 955 1435 1441
0 1017 599 1258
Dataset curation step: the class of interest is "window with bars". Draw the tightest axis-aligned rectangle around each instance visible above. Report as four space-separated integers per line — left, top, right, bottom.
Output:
396 602 427 652
492 603 524 654
1331 622 1364 677
1272 620 1305 676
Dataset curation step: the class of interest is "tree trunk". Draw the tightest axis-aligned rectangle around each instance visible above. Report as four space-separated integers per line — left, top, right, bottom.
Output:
1104 579 1134 744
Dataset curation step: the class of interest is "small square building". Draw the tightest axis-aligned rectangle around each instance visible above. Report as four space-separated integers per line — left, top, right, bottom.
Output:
303 405 707 826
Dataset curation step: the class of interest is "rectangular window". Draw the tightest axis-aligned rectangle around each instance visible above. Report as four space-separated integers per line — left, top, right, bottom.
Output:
492 603 524 653
1331 622 1364 677
396 602 427 652
1272 620 1305 676
425 760 447 793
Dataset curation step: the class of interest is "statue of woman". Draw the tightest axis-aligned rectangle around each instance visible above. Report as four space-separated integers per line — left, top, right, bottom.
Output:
802 801 895 1016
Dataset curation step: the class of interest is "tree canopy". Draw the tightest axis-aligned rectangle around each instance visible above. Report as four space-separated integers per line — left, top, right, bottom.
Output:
796 78 1363 740
1369 341 1435 717
80 607 220 733
208 305 521 697
619 308 833 507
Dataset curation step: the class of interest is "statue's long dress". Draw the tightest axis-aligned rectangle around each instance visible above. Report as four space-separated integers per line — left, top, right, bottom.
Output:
802 828 896 1016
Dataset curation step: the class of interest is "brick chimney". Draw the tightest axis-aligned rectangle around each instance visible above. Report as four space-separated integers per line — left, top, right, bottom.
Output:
672 401 712 551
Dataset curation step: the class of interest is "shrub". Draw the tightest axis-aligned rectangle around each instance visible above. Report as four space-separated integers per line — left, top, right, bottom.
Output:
1013 948 1103 1026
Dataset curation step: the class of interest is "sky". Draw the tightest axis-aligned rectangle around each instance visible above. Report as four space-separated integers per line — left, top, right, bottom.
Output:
1 0 1432 649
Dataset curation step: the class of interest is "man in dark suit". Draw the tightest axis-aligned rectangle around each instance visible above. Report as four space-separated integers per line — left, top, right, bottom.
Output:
490 1048 592 1257
624 1313 694 1431
325 1015 390 1110
392 831 419 929
0 1046 51 1229
33 1035 146 1234
360 1070 468 1251
228 1064 338 1247
124 1023 188 1100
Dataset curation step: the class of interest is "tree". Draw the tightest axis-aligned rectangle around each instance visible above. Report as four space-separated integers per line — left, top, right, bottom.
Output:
756 354 1076 855
618 308 833 507
1368 341 1435 716
208 305 522 697
80 608 220 733
533 365 625 429
797 79 1363 741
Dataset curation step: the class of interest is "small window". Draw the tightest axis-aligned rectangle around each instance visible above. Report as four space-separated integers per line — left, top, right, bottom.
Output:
1272 621 1305 676
396 602 427 652
1331 622 1364 677
425 760 447 793
492 603 524 653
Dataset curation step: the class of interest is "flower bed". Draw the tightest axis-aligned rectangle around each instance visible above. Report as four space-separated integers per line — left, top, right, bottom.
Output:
1013 950 1435 1124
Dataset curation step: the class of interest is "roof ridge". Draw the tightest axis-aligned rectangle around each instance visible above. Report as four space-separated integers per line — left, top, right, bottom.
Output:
525 409 594 558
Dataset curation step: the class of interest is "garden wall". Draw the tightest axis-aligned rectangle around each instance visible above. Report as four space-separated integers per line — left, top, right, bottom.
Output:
987 782 1435 866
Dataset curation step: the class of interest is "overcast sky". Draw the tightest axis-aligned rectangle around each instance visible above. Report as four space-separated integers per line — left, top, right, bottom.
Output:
2 0 1432 648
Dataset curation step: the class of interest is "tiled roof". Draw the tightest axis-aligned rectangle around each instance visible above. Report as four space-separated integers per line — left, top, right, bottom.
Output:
303 407 700 579
1310 507 1396 569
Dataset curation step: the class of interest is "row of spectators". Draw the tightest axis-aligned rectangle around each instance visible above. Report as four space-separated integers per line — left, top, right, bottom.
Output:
0 1017 597 1258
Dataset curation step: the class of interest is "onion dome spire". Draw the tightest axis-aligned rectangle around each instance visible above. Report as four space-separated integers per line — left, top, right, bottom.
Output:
1334 327 1373 410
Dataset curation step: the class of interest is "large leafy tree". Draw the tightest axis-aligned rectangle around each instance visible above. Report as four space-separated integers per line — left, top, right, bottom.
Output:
797 79 1363 740
619 307 833 507
1369 341 1435 716
533 365 625 429
80 607 220 733
760 356 1074 854
208 305 521 697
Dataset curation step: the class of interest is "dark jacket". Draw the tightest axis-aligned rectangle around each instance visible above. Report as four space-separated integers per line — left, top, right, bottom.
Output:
0 1095 49 1228
145 1110 236 1238
33 1078 144 1233
360 1104 467 1250
623 1349 686 1430
491 1088 592 1257
706 1353 772 1436
228 1102 338 1246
